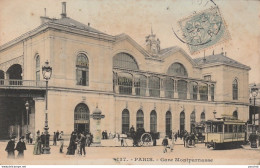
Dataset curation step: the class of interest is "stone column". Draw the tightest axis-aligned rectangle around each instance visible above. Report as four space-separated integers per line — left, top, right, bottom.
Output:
90 106 105 146
187 81 190 100
146 75 150 97
174 79 178 99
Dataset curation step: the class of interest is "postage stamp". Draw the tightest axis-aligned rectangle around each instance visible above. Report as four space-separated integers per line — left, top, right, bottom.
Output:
178 6 231 54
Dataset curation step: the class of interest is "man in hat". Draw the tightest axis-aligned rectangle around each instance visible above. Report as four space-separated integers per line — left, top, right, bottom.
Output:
162 136 169 153
5 136 16 159
15 136 27 158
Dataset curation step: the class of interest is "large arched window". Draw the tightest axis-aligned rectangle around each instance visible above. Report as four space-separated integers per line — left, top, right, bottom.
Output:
232 79 238 100
167 62 188 77
149 76 160 97
74 103 90 132
180 111 185 133
201 112 205 122
164 78 174 98
118 73 132 95
122 109 130 134
134 75 147 96
190 82 198 100
150 110 157 133
233 111 238 119
178 80 187 99
199 83 208 101
190 111 196 133
36 55 40 81
113 52 139 70
136 110 144 129
76 53 89 86
166 111 172 136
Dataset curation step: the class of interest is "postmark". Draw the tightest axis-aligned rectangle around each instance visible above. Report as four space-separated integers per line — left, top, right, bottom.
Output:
177 6 230 54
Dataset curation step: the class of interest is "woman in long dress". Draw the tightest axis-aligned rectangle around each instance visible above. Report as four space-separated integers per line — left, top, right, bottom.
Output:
33 131 41 155
66 131 77 155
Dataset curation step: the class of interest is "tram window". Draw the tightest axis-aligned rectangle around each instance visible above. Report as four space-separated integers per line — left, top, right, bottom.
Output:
242 125 246 132
207 125 211 132
229 125 233 132
212 124 217 133
217 125 223 133
233 125 237 133
224 125 228 132
238 125 242 133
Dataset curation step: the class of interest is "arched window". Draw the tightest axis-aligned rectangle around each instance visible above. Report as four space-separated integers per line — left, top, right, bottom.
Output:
164 78 174 98
136 110 144 129
210 84 215 101
0 70 4 85
180 111 185 133
167 62 188 77
36 55 40 81
233 111 238 119
122 109 130 134
149 76 160 97
201 112 205 122
166 111 172 136
150 110 157 133
233 79 238 100
199 83 208 101
76 53 89 86
190 82 198 100
118 73 132 95
74 103 90 132
190 111 196 133
134 75 147 96
178 80 187 99
113 53 139 70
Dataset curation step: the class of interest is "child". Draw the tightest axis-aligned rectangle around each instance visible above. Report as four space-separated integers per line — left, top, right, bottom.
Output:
162 136 169 153
15 136 27 158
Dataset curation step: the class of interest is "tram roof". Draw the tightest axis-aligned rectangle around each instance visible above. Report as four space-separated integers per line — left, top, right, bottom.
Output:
205 118 246 124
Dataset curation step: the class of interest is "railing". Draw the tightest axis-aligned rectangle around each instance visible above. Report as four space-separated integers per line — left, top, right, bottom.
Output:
0 79 45 88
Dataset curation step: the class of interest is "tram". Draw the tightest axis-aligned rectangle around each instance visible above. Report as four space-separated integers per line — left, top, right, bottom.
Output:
205 115 246 149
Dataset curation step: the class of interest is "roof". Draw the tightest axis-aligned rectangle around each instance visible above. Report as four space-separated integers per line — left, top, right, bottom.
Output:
193 53 250 70
50 17 108 35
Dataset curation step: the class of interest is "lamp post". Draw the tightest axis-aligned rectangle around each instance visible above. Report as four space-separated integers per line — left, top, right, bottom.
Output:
42 60 52 154
25 101 29 133
251 83 258 133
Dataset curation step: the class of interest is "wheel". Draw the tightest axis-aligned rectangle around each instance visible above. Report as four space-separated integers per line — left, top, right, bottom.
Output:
140 133 153 146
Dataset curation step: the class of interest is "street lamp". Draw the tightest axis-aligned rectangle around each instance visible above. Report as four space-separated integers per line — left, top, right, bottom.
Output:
251 83 258 133
42 60 52 154
25 101 29 133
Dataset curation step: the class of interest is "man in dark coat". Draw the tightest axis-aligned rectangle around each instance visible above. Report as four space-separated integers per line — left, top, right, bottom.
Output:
162 136 169 153
15 136 26 158
5 136 16 159
79 132 86 156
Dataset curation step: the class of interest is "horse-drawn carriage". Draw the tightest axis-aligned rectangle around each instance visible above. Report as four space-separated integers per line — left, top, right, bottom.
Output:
124 127 160 147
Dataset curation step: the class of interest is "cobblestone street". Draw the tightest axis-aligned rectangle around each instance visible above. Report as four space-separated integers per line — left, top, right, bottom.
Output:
0 139 259 165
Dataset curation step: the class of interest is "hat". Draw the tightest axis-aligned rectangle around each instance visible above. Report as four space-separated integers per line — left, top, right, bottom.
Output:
20 136 25 140
11 135 16 139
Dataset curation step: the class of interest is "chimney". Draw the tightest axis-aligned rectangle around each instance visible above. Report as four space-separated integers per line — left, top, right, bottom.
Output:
61 2 67 18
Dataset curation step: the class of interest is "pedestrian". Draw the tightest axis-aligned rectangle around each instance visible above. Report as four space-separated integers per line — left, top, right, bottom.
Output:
26 131 30 143
66 131 77 155
5 136 16 159
170 134 175 152
53 132 57 146
79 132 86 156
15 136 26 158
59 131 64 153
33 131 41 155
56 131 60 142
162 136 169 153
29 132 33 144
175 133 178 141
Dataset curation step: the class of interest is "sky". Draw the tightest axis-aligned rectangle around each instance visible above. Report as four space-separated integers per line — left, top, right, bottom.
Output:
0 0 259 83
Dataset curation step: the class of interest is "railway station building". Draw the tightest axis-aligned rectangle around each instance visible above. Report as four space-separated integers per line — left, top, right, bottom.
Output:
0 2 251 139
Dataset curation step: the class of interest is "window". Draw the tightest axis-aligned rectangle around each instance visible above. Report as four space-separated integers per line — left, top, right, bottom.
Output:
201 112 205 122
217 124 223 133
190 82 198 100
166 111 172 136
178 80 187 99
150 110 157 133
0 70 4 85
210 84 215 101
199 83 208 101
76 53 89 86
167 62 188 77
164 78 174 98
204 75 211 81
122 109 130 134
149 76 160 97
233 111 238 119
118 73 132 95
113 53 138 70
74 103 90 121
136 110 144 129
134 75 147 96
180 111 185 133
36 55 40 81
190 111 196 133
232 79 238 100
